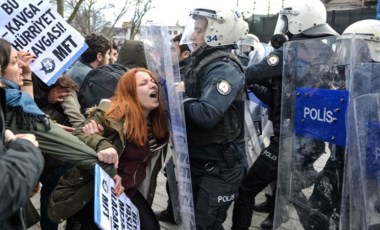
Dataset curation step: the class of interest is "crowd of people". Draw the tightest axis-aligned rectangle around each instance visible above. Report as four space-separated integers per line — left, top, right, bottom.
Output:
1 0 380 230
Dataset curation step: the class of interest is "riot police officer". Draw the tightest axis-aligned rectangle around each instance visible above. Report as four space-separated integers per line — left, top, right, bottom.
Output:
179 7 248 229
335 19 380 230
232 1 339 229
234 33 260 67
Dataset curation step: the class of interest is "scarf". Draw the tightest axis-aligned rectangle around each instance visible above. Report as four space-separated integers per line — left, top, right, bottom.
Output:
1 78 50 130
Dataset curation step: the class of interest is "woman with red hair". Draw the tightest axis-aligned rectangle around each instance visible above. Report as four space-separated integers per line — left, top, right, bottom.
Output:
50 68 169 229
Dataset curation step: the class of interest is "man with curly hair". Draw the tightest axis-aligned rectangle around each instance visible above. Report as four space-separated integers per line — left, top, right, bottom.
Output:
66 33 111 87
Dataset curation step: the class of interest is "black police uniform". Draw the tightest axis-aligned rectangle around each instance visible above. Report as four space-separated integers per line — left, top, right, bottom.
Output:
232 47 283 230
183 46 246 229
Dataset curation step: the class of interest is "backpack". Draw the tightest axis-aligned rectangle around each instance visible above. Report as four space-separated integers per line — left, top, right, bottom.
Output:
78 63 128 114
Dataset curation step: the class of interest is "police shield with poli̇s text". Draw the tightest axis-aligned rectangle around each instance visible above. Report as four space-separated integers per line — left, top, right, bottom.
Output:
274 35 346 230
272 3 346 229
339 19 380 230
232 1 339 229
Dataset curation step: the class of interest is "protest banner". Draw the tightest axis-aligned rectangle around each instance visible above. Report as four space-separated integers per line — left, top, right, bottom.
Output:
94 164 140 230
0 0 88 85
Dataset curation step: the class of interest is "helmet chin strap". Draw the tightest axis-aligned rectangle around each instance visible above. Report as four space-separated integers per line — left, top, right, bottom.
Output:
192 42 208 56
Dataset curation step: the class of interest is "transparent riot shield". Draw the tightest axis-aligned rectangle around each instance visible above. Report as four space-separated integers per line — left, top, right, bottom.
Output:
274 36 349 230
326 34 380 229
340 61 380 229
244 99 265 167
245 42 274 167
341 93 380 229
245 43 274 194
140 25 195 229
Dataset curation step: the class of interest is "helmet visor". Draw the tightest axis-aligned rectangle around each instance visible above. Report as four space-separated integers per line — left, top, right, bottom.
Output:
180 11 210 53
180 18 196 53
334 36 372 65
273 14 289 35
239 44 253 53
238 36 258 49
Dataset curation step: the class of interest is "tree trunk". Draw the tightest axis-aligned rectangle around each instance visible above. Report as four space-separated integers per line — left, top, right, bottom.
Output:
67 0 86 24
56 0 64 17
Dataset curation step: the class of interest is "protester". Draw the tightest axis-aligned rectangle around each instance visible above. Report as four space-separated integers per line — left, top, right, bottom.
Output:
0 37 117 171
0 38 123 227
33 75 85 128
66 33 111 87
232 1 339 229
0 84 44 229
31 74 86 230
179 7 248 229
109 40 119 64
117 40 147 68
64 68 169 229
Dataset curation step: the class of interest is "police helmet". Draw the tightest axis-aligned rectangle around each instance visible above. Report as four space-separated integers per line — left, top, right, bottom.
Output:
237 33 260 53
273 0 327 36
340 19 380 62
180 7 249 52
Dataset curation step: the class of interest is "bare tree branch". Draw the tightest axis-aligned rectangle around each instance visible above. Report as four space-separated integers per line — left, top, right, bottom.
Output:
106 0 130 37
129 0 152 39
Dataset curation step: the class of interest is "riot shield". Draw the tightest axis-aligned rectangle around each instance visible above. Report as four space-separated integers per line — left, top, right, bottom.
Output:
244 100 265 167
329 35 380 229
245 42 274 167
274 36 349 229
340 61 380 229
140 25 195 229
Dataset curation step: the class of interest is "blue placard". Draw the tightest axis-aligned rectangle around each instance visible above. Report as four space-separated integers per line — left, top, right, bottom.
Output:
366 121 380 181
294 87 348 146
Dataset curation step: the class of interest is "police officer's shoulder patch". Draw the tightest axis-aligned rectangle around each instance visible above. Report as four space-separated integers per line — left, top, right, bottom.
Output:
267 55 279 66
216 80 231 95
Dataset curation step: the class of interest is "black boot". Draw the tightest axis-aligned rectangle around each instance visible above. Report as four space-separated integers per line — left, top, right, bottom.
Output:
260 211 289 229
231 197 255 230
154 210 176 224
260 213 274 230
253 194 274 213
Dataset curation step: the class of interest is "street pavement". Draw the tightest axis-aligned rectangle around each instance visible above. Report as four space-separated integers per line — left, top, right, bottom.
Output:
151 171 267 230
29 149 331 230
30 172 267 230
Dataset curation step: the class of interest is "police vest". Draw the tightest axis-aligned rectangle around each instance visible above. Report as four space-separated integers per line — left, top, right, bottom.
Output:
184 50 246 147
